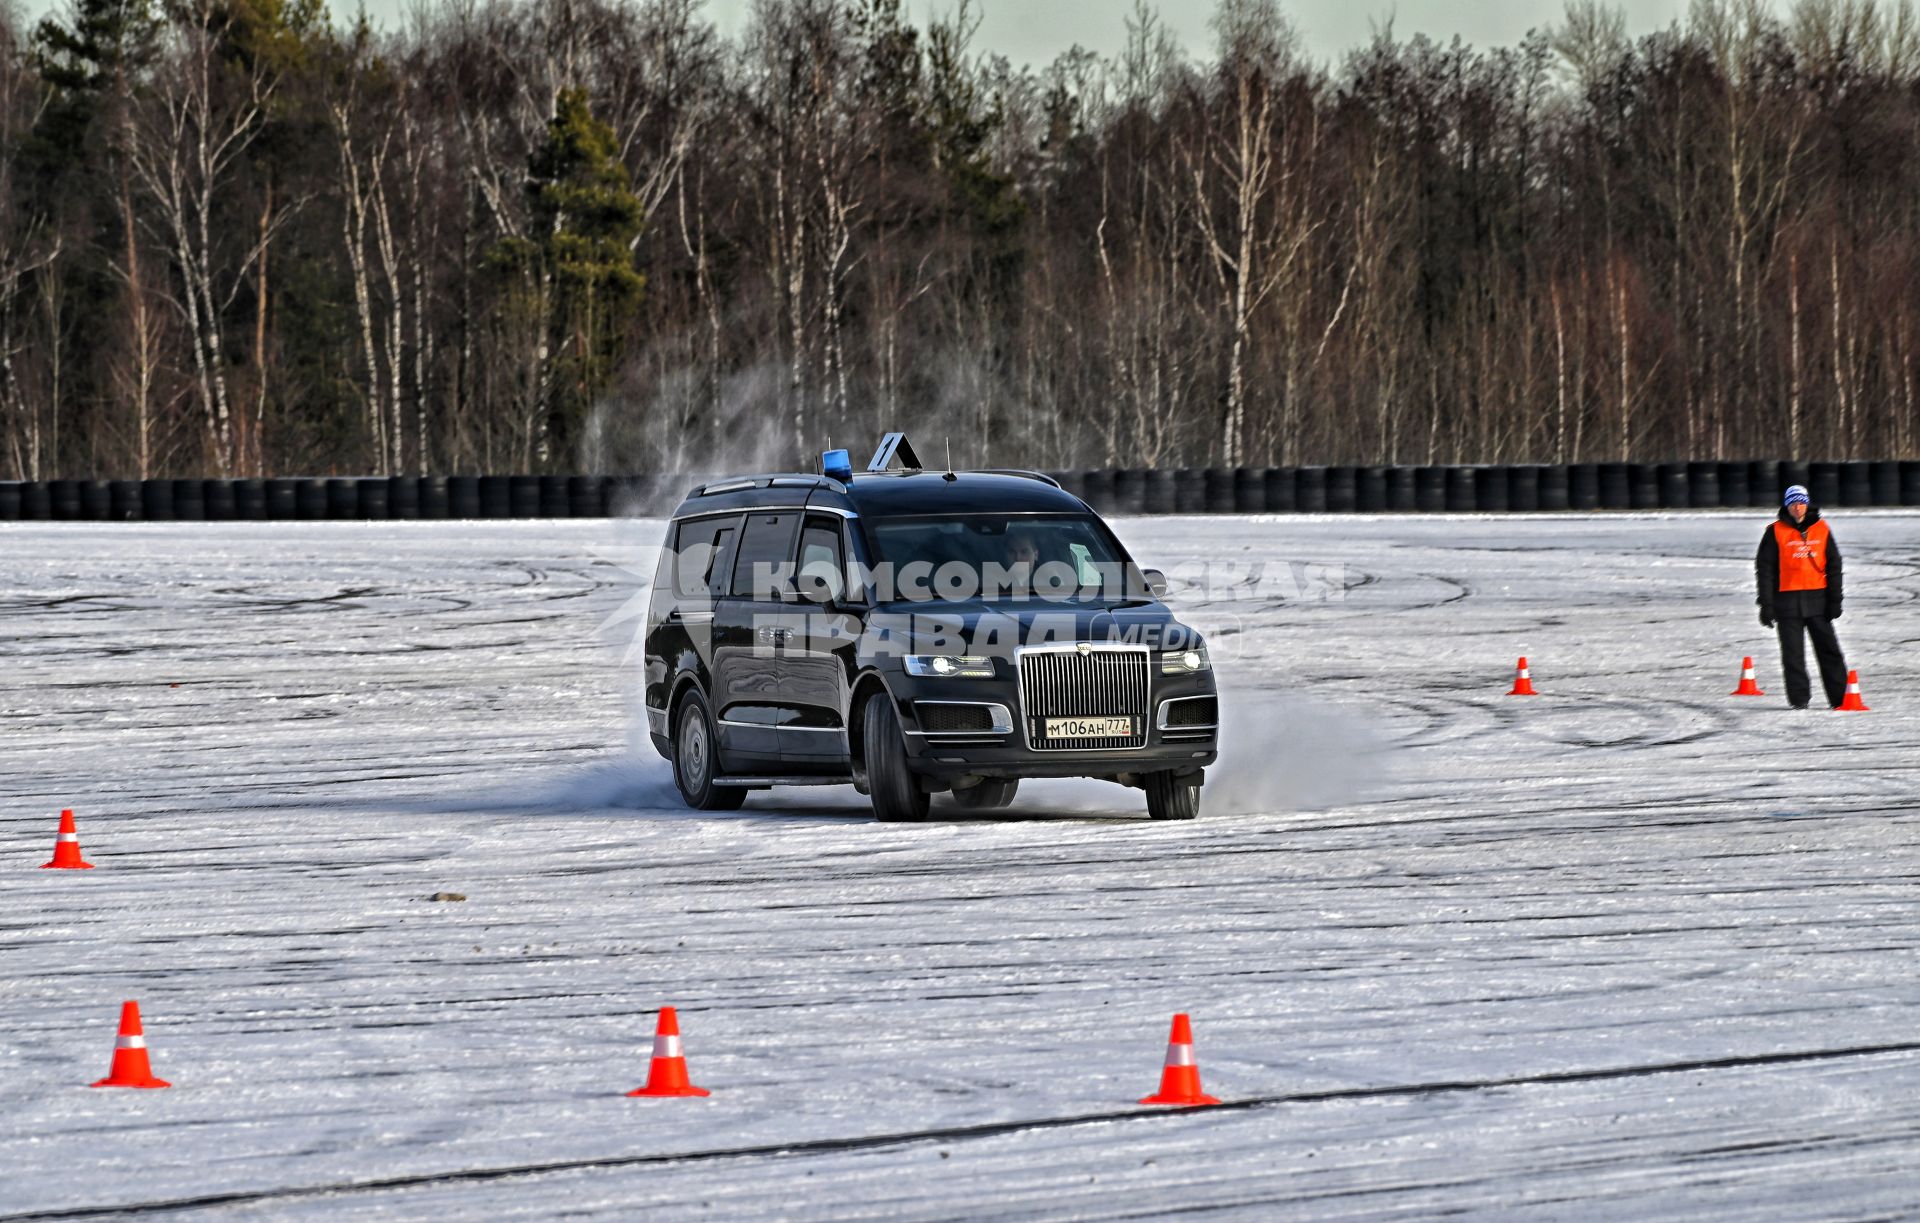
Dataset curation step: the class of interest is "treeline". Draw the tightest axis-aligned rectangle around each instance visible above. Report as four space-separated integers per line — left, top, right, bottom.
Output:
4 0 1920 480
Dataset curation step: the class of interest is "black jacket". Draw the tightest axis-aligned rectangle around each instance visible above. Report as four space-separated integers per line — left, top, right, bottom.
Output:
1756 506 1843 619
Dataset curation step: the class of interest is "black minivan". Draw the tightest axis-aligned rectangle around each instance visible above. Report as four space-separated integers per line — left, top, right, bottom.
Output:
643 441 1219 821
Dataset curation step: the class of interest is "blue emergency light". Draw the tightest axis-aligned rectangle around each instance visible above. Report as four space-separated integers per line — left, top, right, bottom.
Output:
821 448 854 482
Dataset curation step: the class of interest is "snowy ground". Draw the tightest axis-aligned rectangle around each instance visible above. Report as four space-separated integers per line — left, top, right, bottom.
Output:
2 513 1918 1220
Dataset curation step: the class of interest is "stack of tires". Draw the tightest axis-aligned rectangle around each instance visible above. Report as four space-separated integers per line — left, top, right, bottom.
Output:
8 461 1920 520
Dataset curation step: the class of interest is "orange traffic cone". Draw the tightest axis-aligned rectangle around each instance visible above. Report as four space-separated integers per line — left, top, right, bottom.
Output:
1731 657 1765 697
40 809 94 870
1139 1012 1220 1107
626 1006 710 1097
1507 657 1537 696
1837 670 1870 711
91 1001 170 1089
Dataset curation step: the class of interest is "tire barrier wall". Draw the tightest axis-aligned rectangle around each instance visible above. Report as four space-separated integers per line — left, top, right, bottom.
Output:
8 462 1920 520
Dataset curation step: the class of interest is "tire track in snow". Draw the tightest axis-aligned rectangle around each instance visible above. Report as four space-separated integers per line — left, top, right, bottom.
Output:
9 1039 1920 1221
6 518 1920 1219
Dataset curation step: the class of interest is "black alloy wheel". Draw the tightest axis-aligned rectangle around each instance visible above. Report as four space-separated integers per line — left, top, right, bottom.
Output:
863 697 930 823
1144 771 1201 821
949 779 1020 810
673 691 747 811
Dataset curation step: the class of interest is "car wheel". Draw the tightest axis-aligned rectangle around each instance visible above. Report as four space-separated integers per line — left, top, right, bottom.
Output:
1144 771 1201 821
673 691 747 811
863 696 929 823
949 779 1019 810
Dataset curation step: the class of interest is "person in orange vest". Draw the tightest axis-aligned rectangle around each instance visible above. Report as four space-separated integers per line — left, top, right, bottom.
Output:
1755 484 1847 709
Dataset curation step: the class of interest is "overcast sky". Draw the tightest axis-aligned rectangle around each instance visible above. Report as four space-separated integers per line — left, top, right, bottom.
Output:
19 0 1710 67
796 0 1698 70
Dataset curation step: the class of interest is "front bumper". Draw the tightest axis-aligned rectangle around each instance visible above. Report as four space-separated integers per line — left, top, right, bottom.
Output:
890 669 1219 784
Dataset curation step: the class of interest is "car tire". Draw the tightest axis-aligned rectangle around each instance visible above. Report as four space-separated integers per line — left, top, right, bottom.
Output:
949 779 1019 810
1144 771 1201 821
672 691 747 811
863 696 929 823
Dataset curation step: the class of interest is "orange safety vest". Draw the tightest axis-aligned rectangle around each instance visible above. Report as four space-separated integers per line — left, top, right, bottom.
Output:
1773 519 1831 592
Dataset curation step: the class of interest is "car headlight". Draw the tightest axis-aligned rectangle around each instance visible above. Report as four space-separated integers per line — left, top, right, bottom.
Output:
1160 646 1210 674
904 655 996 678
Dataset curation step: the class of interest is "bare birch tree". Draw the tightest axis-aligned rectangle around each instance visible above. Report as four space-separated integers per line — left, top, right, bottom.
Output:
124 0 282 475
1187 0 1306 465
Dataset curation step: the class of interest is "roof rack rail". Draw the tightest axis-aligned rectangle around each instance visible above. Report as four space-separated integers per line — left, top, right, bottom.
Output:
969 468 1063 489
766 472 845 490
697 472 846 496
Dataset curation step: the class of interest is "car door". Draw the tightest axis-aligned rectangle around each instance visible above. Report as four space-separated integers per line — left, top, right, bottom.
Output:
780 513 862 770
646 512 738 742
711 509 800 773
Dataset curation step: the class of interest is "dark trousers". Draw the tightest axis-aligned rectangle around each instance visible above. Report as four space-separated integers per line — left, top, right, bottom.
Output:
1777 613 1848 708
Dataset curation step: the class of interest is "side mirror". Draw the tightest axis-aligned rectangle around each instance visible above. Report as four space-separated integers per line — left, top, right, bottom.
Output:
1141 568 1169 597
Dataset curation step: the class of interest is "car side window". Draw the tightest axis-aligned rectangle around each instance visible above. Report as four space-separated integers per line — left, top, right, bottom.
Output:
672 516 739 598
729 512 800 599
797 517 846 602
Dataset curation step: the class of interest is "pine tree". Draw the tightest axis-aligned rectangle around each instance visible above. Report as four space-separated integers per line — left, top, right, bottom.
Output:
35 0 158 93
27 0 162 474
491 86 645 466
29 0 160 209
924 11 1023 283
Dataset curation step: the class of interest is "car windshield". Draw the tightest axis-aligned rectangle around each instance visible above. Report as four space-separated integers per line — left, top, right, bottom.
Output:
865 514 1135 602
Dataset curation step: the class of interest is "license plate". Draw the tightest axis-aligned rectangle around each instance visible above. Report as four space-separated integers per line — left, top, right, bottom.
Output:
1044 716 1134 739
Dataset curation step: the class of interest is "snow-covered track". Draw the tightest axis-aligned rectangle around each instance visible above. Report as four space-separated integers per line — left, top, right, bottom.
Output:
4 517 1919 1220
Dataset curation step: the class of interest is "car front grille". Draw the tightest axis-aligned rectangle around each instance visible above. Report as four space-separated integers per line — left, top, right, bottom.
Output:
1018 647 1150 750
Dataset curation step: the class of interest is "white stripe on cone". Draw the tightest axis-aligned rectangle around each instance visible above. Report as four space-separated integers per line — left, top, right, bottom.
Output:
1517 667 1531 678
115 1035 146 1049
652 1035 683 1059
1163 1044 1195 1067
57 833 77 843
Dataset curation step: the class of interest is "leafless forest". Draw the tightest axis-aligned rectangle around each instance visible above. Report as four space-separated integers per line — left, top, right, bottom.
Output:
4 0 1920 479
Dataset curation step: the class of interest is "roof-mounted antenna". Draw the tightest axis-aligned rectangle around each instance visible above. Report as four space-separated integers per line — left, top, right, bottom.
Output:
943 438 957 482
